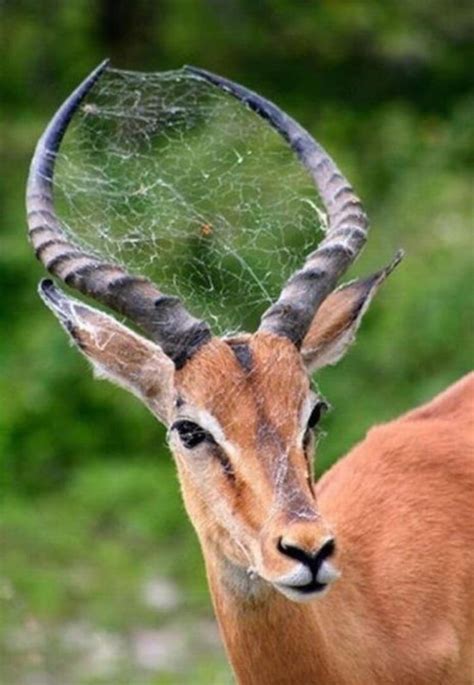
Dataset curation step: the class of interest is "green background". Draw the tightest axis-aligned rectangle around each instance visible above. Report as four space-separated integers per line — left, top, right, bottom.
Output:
1 1 473 683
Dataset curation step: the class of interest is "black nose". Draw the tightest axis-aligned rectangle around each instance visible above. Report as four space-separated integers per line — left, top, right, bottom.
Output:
278 537 336 574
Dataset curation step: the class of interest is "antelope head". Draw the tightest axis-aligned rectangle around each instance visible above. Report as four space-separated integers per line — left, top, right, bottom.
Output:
26 62 402 603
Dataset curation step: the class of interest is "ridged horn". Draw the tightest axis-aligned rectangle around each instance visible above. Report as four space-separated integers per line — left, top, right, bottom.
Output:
186 66 368 347
26 61 211 368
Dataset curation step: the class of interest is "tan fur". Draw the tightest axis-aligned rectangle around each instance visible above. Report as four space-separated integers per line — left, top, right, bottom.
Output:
175 344 473 684
173 334 332 576
205 373 474 685
45 286 474 685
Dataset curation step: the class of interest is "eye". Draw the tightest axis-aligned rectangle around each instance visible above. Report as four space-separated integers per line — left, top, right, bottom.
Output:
172 420 215 449
303 401 327 452
307 400 328 430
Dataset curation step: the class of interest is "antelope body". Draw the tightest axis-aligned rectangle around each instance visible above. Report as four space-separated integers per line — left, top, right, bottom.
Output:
26 62 474 684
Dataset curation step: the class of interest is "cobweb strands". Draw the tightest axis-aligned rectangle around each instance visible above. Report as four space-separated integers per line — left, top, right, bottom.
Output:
53 67 326 336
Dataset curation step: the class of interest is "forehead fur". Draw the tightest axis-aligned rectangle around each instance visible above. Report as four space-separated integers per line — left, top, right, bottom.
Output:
175 332 309 445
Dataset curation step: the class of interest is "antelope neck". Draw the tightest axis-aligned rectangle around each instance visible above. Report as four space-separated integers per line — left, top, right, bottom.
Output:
204 548 354 685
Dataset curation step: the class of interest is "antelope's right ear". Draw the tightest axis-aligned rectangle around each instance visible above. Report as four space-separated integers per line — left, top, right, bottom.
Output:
39 279 175 424
301 251 404 373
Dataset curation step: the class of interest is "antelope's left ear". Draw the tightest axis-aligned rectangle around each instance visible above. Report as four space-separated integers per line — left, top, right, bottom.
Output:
39 279 175 424
301 251 404 373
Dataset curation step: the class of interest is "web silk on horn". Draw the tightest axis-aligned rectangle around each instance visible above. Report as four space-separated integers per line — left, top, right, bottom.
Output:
186 66 369 347
26 61 212 368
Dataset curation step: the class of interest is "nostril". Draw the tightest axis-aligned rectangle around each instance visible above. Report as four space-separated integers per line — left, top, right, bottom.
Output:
276 537 339 590
278 538 307 563
317 538 336 562
278 536 336 567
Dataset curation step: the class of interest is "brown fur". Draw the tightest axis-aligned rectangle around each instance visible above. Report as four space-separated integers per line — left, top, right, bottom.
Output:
43 284 474 685
173 334 331 575
206 373 474 684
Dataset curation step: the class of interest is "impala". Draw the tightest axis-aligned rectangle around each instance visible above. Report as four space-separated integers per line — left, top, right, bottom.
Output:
26 62 473 684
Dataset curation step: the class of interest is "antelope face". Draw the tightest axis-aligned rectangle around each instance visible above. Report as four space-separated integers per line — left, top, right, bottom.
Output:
171 333 338 602
28 63 402 605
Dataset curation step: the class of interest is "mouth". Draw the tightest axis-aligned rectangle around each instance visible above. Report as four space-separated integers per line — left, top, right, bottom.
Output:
287 578 327 594
271 553 340 603
274 577 330 603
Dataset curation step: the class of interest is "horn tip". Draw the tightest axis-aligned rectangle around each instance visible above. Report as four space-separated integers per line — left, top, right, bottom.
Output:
95 58 111 77
87 59 111 83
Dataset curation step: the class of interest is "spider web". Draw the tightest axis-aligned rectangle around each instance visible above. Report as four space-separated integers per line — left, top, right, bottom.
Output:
54 67 326 335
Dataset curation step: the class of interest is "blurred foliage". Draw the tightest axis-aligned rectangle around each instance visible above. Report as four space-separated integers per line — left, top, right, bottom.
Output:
0 1 473 683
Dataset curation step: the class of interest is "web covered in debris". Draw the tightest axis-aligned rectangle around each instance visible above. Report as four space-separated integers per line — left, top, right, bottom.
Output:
54 67 326 335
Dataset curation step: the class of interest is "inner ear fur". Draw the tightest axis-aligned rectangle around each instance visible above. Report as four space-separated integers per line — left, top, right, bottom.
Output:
39 279 175 423
301 251 403 373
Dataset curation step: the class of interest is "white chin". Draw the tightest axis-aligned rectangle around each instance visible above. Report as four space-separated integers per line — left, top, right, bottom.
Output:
274 582 330 604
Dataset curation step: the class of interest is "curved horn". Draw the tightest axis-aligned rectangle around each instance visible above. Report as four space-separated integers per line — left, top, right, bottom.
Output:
26 61 211 368
186 66 368 347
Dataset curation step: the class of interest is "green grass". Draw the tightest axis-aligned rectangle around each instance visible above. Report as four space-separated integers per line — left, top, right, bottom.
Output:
0 463 230 684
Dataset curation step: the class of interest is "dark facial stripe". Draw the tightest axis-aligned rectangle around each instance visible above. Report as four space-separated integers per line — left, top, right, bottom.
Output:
256 420 285 452
212 444 236 482
228 341 253 374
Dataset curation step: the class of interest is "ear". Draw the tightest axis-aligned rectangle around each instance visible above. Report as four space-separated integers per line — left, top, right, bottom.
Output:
301 251 404 373
39 279 175 424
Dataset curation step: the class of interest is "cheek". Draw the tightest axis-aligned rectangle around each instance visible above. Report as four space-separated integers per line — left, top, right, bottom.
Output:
173 459 214 541
170 439 231 495
175 462 255 566
169 440 294 560
171 443 238 521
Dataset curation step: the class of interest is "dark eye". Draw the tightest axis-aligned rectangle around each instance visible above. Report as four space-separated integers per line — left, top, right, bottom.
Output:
172 420 214 449
307 400 328 429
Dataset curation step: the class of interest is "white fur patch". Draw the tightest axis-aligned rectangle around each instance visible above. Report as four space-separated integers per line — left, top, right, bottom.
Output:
171 404 241 464
297 391 318 445
316 560 341 585
273 563 313 587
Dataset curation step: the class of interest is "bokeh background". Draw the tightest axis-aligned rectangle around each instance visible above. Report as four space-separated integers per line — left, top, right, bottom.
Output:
1 1 473 683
